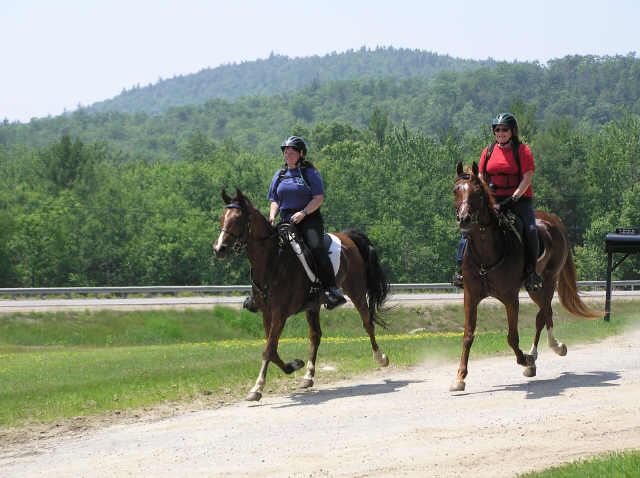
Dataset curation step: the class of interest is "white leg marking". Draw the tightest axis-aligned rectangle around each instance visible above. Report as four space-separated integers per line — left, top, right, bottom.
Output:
250 360 268 394
303 360 315 381
548 327 567 356
529 344 538 361
373 349 389 366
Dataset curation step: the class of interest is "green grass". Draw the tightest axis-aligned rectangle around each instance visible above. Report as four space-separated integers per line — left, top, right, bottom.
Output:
0 300 638 428
517 450 640 477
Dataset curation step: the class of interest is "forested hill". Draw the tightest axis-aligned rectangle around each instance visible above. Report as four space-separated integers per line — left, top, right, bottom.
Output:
2 54 639 157
1 53 640 288
85 47 493 115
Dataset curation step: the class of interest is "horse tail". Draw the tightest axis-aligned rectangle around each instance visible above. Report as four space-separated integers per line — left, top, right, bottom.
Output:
343 229 390 327
557 246 602 319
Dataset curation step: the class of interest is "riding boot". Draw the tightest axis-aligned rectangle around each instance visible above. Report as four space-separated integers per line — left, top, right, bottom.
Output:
243 291 259 313
451 233 466 288
523 227 543 292
313 248 346 310
451 263 464 289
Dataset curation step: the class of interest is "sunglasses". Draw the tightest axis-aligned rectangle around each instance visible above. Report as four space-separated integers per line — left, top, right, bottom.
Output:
494 127 510 133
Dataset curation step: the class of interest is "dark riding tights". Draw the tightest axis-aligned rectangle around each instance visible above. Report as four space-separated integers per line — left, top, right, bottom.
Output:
298 212 337 288
508 197 539 275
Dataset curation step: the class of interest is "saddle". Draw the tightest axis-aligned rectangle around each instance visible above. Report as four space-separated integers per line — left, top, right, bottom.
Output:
276 222 339 286
497 210 544 258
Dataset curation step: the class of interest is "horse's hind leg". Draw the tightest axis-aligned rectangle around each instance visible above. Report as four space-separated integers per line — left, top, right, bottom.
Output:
529 287 567 359
351 295 388 367
301 308 322 389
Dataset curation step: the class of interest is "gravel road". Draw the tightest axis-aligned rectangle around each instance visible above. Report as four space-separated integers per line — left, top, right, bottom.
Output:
2 326 639 477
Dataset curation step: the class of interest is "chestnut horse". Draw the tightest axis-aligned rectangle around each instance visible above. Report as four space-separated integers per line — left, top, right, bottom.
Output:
213 189 390 401
451 162 601 391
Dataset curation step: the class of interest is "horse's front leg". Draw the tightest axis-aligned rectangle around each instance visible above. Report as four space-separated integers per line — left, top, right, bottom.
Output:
246 311 304 401
504 298 536 377
301 308 322 389
450 294 479 392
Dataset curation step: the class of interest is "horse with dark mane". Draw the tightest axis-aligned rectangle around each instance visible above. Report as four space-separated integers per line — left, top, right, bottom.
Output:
213 189 390 401
451 162 601 391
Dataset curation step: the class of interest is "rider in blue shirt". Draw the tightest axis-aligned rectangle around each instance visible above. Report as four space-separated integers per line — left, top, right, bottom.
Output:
244 136 346 312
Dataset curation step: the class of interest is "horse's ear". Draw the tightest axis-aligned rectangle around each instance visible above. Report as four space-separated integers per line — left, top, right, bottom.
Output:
472 162 479 176
235 188 253 209
456 161 463 176
221 189 232 204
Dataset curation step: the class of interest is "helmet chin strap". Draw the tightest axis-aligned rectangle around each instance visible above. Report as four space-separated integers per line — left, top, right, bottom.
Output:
497 138 512 147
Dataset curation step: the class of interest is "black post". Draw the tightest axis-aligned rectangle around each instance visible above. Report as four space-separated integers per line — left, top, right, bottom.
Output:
604 251 613 322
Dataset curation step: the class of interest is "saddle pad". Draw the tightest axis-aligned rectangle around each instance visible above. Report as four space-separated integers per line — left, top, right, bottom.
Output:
326 233 341 276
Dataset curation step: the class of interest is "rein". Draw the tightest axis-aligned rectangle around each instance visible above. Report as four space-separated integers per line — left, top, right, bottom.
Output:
455 174 506 278
223 203 277 252
223 202 278 300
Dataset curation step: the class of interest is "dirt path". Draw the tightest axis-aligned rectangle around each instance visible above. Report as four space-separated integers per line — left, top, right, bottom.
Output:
2 328 640 477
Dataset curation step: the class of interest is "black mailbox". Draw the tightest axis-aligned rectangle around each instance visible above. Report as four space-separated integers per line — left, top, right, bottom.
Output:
606 229 640 253
604 228 640 320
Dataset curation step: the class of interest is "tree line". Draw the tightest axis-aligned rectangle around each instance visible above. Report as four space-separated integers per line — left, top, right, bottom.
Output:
2 54 638 158
1 109 638 287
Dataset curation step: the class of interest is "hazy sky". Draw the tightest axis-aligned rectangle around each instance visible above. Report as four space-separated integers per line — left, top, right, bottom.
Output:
2 0 639 123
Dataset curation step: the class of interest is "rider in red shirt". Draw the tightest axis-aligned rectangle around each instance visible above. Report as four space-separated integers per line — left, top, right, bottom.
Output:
453 113 543 292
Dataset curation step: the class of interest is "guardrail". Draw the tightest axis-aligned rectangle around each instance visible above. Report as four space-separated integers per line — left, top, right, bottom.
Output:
1 281 639 299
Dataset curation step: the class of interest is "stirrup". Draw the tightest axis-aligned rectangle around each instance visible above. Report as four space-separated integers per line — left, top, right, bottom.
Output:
451 272 464 289
525 272 543 292
243 294 259 313
323 288 346 310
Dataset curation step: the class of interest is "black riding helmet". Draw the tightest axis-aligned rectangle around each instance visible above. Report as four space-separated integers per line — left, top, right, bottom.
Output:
281 136 307 156
492 112 518 134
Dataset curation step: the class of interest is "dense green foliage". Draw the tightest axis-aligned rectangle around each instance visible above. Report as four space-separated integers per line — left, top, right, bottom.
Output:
3 54 639 155
0 51 639 287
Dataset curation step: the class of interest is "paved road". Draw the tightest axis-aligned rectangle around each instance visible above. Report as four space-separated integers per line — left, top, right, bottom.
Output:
0 290 636 312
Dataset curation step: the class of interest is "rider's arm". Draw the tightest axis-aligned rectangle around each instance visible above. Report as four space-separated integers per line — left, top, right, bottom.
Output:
513 171 533 200
291 194 324 224
269 201 279 226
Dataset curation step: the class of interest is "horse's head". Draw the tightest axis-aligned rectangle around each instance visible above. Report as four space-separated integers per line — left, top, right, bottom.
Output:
213 188 253 259
453 161 495 232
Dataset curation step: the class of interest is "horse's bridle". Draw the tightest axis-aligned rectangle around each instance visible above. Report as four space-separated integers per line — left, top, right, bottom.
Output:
454 173 506 277
454 174 484 228
221 202 277 254
221 203 250 253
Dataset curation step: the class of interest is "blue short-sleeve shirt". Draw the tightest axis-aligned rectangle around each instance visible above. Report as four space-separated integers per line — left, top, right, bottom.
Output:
268 167 324 220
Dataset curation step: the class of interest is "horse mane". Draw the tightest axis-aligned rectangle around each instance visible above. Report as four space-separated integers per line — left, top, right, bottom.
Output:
231 190 275 235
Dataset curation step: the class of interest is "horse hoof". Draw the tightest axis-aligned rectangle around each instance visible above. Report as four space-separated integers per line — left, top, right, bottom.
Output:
284 359 305 374
523 366 537 377
378 354 389 367
300 379 314 389
449 380 465 392
246 391 262 402
557 344 568 356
